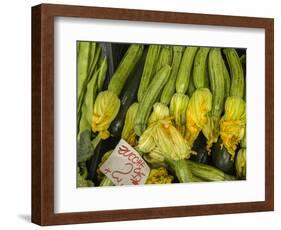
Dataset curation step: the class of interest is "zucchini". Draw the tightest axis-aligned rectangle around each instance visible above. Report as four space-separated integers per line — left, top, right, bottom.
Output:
211 138 235 175
208 48 225 118
190 132 210 164
187 74 196 97
155 46 172 72
88 137 119 184
187 160 236 181
165 159 193 183
109 50 147 138
108 44 144 96
137 45 161 102
193 47 210 89
77 41 91 101
160 46 184 105
176 46 198 94
222 58 230 98
223 48 245 98
134 65 171 136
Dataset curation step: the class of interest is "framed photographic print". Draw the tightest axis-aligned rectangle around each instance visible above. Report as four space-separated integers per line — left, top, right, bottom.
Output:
31 3 274 225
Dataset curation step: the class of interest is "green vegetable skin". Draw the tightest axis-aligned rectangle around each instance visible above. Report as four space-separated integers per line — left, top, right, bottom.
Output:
187 160 236 181
134 65 171 136
160 46 184 105
223 48 245 98
208 48 225 118
108 44 144 96
176 47 198 94
193 47 210 89
165 159 194 183
137 45 161 102
78 57 107 138
211 138 235 175
155 46 172 72
77 42 91 102
109 49 147 138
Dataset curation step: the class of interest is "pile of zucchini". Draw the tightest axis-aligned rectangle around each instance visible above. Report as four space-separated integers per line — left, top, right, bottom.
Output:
77 41 246 187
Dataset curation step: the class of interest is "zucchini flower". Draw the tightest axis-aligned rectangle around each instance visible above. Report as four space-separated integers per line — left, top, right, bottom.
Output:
155 119 192 160
170 93 189 135
220 96 246 160
121 103 139 146
143 147 166 166
185 88 212 147
138 124 157 153
145 167 174 184
139 119 191 161
148 102 170 125
92 90 120 139
235 148 246 179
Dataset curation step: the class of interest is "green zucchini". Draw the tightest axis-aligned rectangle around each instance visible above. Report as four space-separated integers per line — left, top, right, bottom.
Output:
187 160 236 181
222 58 230 98
134 65 171 136
193 47 210 89
137 45 161 102
160 46 184 105
77 41 91 101
109 50 147 138
176 46 198 94
223 48 245 98
108 44 144 96
208 48 225 118
165 159 193 183
187 74 196 97
211 138 235 175
155 45 172 72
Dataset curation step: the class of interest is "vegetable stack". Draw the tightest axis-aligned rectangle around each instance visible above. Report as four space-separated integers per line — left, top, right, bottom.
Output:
76 42 247 187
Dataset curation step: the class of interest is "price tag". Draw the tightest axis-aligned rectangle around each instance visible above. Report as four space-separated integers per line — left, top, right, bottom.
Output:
100 139 150 186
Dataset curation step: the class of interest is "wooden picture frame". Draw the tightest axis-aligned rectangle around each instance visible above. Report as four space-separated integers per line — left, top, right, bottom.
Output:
32 3 274 225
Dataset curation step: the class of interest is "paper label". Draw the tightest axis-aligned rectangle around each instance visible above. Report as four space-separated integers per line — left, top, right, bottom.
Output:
100 139 150 186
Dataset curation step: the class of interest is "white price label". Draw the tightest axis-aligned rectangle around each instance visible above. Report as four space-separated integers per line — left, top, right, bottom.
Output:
100 139 150 186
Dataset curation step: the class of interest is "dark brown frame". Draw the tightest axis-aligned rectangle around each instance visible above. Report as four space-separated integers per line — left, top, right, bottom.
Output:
32 3 274 226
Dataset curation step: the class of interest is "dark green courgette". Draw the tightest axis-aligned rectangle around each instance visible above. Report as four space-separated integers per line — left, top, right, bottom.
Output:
109 49 147 138
211 138 235 175
87 137 119 184
190 132 210 164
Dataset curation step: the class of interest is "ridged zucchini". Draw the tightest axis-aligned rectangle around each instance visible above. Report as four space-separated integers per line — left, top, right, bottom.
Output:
109 50 147 138
222 58 230 97
208 48 225 118
108 44 144 96
160 46 184 105
193 47 210 89
137 45 161 102
134 65 171 136
187 75 196 97
155 46 172 72
187 160 236 181
176 46 198 94
77 42 91 101
165 159 194 183
223 48 245 98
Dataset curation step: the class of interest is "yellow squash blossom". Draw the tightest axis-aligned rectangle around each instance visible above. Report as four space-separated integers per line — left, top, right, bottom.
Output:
148 102 170 125
220 96 246 159
121 103 139 146
92 90 120 139
185 88 212 147
145 167 174 184
170 93 189 135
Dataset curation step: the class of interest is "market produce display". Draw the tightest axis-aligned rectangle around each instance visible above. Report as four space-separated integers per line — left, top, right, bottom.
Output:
76 41 246 187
